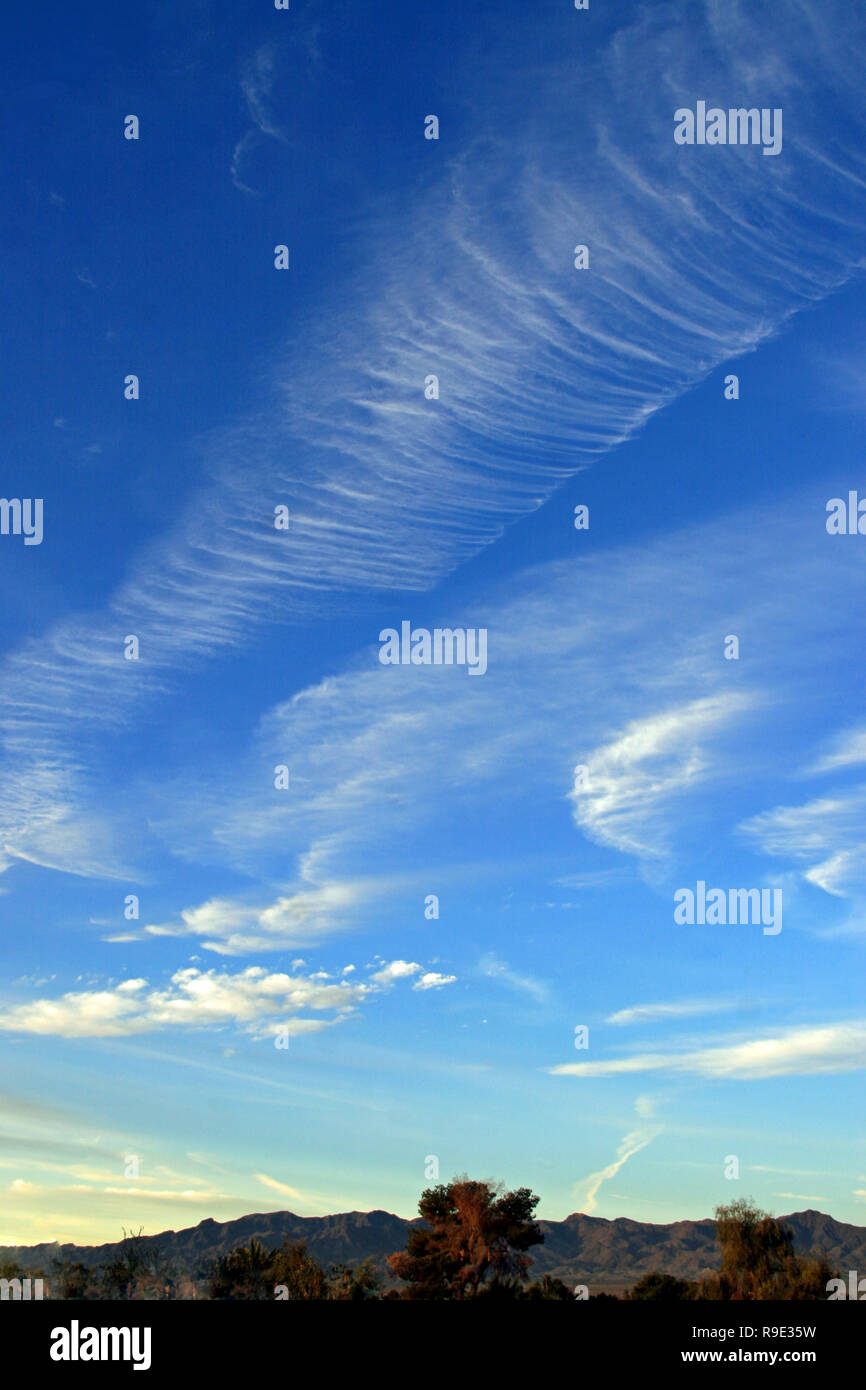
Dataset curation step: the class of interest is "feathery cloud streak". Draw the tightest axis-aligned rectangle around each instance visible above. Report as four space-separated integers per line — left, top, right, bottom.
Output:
552 1020 866 1080
2 1 866 874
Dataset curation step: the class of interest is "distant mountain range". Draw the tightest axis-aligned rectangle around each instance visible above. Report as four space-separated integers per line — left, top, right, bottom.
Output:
3 1208 861 1289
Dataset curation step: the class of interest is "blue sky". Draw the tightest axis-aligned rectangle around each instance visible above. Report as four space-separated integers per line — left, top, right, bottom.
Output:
2 0 866 1247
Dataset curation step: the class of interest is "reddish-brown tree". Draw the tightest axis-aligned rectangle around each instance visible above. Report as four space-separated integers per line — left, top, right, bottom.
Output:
388 1177 543 1299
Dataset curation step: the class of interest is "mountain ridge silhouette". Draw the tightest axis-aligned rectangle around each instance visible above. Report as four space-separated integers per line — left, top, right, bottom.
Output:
3 1207 861 1286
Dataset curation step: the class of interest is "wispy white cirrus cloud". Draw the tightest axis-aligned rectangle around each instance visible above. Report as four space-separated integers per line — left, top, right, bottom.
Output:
479 954 550 1005
739 790 866 897
573 1096 662 1212
552 1020 866 1081
146 479 866 893
230 44 289 192
569 694 755 859
2 1 866 880
254 1172 305 1200
809 726 866 774
606 999 746 1026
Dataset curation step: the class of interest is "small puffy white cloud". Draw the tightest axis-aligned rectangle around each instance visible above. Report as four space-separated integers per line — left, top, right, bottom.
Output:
413 972 457 990
0 988 149 1039
145 882 370 955
0 958 451 1040
370 960 421 985
634 1095 657 1119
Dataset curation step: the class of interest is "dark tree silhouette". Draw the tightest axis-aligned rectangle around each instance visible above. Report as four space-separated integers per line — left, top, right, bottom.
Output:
207 1236 380 1300
49 1258 99 1300
523 1273 575 1300
207 1237 275 1301
626 1270 696 1301
698 1198 837 1300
